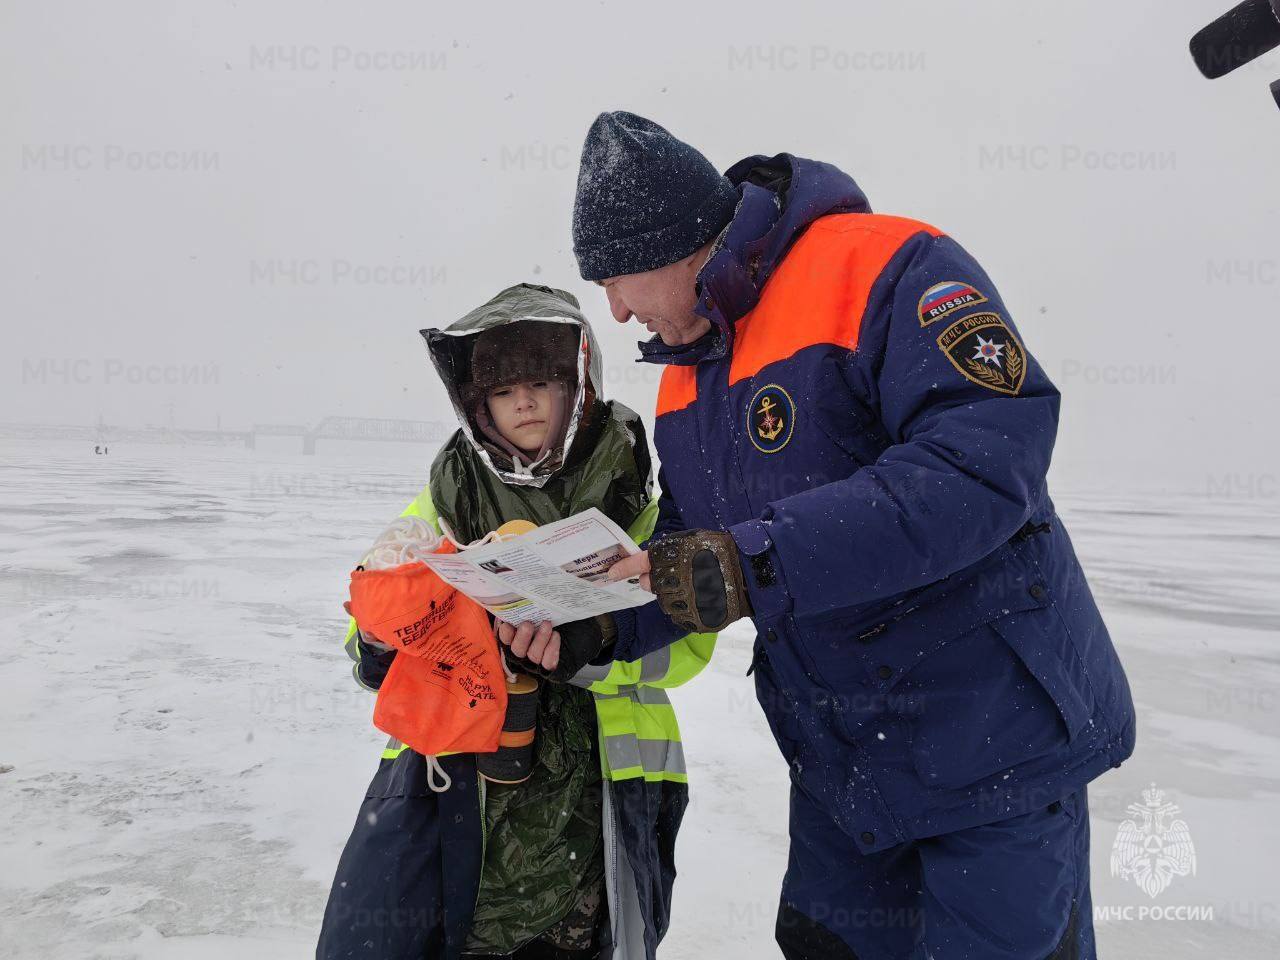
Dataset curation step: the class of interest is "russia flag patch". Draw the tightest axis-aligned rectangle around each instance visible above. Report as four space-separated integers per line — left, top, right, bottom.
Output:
918 281 988 326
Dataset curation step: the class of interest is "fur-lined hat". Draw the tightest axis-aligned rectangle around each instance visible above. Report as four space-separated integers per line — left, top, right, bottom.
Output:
459 321 580 414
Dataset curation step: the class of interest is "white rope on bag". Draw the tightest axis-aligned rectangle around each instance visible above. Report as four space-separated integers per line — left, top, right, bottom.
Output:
499 646 519 684
436 514 522 552
360 514 519 569
360 511 528 562
359 515 447 570
424 755 453 793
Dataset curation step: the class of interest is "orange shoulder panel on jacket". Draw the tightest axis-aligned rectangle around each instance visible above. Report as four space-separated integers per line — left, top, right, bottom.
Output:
727 214 943 387
656 363 698 418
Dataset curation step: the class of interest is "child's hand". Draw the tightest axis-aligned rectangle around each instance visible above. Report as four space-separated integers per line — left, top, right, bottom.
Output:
495 619 561 673
606 549 652 591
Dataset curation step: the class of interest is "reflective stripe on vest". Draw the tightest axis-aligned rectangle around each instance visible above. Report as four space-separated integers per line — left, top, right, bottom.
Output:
603 735 687 782
574 642 671 687
380 695 686 782
381 735 461 762
592 687 687 783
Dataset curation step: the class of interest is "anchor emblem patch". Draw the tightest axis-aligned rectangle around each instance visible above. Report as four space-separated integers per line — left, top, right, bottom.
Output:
747 384 795 454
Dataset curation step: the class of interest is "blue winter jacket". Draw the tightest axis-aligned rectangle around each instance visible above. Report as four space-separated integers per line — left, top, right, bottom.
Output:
611 153 1137 852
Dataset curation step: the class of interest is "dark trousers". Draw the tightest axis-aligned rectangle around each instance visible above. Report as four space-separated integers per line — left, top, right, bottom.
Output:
777 787 1094 960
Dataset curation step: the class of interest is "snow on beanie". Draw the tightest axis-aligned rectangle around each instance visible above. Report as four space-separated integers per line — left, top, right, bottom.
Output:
572 111 738 282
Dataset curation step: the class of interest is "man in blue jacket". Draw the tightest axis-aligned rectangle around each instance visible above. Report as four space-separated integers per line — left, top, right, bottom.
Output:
554 112 1136 960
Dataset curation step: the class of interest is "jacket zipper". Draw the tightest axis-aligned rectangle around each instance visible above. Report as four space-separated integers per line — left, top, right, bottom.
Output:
606 779 623 954
1011 518 1052 543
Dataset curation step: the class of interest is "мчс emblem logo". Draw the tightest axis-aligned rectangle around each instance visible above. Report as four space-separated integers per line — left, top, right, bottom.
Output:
1110 783 1197 899
747 383 795 453
918 281 988 326
936 312 1027 395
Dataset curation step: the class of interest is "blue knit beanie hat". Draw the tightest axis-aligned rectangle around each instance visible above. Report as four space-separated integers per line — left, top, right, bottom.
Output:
572 111 738 281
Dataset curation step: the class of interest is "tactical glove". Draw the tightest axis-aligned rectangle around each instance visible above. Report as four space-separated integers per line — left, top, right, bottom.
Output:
649 529 753 633
506 615 617 683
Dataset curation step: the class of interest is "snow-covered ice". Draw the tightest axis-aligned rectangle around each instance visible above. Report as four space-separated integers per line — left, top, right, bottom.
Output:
1 440 1278 958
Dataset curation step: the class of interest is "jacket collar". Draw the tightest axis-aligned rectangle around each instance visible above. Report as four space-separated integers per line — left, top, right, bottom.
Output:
638 154 871 367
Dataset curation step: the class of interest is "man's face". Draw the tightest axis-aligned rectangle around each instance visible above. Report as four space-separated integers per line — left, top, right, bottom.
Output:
596 247 713 346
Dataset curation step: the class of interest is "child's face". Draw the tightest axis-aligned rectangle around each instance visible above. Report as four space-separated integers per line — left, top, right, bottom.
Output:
486 380 555 455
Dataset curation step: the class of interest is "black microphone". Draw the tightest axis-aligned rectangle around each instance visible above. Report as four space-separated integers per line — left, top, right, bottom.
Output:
1190 0 1280 79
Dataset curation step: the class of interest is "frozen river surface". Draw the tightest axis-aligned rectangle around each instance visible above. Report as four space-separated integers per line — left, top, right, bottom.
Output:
1 441 1277 958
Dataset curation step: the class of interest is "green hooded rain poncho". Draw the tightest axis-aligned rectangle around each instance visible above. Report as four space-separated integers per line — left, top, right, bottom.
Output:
421 283 653 954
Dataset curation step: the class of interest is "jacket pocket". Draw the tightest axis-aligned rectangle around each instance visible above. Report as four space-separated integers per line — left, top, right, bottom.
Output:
793 543 1048 743
905 604 1094 791
991 605 1096 743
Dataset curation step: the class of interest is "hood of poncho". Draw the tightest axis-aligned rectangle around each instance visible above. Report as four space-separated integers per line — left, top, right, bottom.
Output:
421 283 606 489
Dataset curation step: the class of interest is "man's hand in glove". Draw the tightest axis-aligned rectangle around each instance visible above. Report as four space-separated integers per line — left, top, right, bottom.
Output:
607 530 752 633
495 615 616 682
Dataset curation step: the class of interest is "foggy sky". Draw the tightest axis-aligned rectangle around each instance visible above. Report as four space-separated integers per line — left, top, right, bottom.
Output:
3 0 1278 491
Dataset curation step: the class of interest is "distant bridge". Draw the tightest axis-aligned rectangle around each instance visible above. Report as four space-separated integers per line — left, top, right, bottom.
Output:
0 418 455 454
253 417 454 453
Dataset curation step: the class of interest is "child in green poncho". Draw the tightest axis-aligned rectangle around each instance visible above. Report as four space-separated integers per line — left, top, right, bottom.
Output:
317 284 714 960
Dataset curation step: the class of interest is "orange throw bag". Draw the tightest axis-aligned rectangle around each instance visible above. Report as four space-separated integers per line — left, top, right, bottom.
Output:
347 549 507 763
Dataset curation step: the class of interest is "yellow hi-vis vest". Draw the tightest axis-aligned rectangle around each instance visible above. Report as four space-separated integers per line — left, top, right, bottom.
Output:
343 489 716 784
